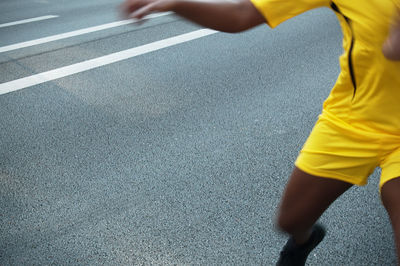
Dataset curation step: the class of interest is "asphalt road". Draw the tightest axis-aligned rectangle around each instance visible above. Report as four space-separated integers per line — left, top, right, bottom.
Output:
0 0 397 265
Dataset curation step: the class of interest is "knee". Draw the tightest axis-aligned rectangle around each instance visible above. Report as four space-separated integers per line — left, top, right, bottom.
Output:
275 206 315 235
275 210 298 235
381 178 400 226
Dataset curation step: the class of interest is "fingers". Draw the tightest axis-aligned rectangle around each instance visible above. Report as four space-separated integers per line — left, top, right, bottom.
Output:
120 0 147 19
122 0 143 14
130 4 156 19
121 0 170 20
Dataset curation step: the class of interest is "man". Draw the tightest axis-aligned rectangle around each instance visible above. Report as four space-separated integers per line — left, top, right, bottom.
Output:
122 0 400 264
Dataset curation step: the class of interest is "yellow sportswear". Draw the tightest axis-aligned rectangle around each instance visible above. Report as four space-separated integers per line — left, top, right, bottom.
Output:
250 0 400 136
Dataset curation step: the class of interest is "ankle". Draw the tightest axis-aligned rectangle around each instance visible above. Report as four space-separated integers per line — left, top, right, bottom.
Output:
292 229 312 246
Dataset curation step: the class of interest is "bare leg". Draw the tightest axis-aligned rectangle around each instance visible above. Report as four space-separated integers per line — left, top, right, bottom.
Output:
381 177 400 264
276 167 353 244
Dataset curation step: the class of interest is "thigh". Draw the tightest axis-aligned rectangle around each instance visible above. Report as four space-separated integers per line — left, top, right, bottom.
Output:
381 145 400 190
381 177 400 260
381 177 400 224
277 167 353 233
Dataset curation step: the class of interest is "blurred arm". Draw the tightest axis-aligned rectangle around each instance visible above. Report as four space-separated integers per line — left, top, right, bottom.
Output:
122 0 266 33
383 7 400 61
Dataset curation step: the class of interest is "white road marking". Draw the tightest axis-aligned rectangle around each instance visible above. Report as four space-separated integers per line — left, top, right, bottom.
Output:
0 15 58 28
0 28 218 95
0 12 171 53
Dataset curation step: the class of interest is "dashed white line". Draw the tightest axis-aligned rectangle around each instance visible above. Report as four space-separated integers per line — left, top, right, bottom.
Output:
0 15 59 28
0 12 171 53
0 28 218 95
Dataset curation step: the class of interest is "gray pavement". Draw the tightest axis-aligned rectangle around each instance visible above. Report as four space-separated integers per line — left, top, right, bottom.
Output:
0 1 397 265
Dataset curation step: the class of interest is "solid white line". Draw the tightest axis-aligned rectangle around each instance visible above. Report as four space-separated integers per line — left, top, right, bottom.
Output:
0 28 218 95
0 15 59 28
0 12 171 53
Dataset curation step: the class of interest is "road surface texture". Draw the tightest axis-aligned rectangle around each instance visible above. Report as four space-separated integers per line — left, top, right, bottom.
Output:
0 0 397 265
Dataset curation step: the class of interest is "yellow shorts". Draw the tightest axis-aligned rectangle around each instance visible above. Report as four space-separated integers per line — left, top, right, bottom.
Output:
295 112 400 190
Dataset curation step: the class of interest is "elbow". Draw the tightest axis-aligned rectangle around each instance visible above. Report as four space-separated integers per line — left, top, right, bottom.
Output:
223 0 265 33
229 20 256 33
211 20 254 34
220 25 250 33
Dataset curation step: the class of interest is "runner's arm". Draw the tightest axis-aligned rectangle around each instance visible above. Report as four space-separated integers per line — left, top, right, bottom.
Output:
383 7 400 60
122 0 266 32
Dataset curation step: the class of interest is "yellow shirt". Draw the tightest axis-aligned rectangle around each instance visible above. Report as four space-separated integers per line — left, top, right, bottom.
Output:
250 0 400 135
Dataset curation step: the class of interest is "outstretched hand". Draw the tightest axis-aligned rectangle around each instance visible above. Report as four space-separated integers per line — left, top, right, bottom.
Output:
121 0 174 20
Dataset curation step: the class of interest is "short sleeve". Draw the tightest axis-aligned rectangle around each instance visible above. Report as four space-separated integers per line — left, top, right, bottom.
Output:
250 0 330 28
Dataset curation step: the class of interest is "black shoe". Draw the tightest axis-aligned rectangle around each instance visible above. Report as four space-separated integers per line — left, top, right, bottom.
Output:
276 224 326 266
